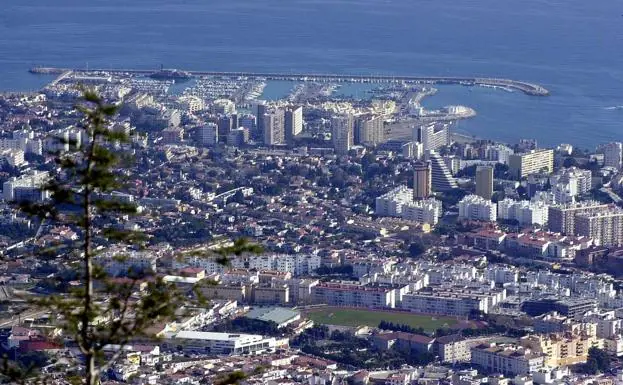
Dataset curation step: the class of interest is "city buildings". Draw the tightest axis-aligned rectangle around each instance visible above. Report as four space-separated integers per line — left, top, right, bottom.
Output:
284 106 303 145
508 149 554 179
263 109 285 146
549 167 593 204
95 249 158 277
548 201 610 235
435 335 472 363
576 210 623 246
471 344 545 376
401 286 506 316
355 115 384 146
226 127 249 147
413 161 431 200
497 199 549 226
521 332 601 367
311 282 405 309
0 149 25 167
599 142 623 169
458 194 497 222
486 144 514 164
402 141 424 159
331 113 354 155
375 186 442 225
416 123 450 152
475 166 494 200
217 115 234 142
164 331 276 355
3 171 50 202
197 123 218 146
212 99 236 115
427 151 458 191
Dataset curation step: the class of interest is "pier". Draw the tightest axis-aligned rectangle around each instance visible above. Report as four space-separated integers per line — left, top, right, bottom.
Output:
30 67 550 96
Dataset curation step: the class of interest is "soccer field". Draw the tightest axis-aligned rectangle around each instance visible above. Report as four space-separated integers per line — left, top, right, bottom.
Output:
304 308 457 331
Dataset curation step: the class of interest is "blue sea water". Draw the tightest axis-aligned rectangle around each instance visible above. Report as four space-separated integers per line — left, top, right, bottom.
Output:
1 0 622 148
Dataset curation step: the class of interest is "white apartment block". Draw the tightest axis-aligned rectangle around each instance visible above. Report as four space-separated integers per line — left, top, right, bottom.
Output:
0 149 25 167
178 95 205 113
485 265 519 284
311 282 404 309
172 255 227 274
458 194 497 222
497 199 549 226
416 123 450 152
165 331 276 356
551 183 578 205
550 167 592 195
471 344 545 376
3 171 50 201
212 99 236 115
402 141 424 159
228 254 321 277
486 144 514 165
575 210 623 246
401 287 506 316
95 249 158 277
599 142 623 169
375 186 442 225
331 114 354 155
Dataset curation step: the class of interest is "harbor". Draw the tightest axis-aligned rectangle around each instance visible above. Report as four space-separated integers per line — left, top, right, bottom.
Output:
29 67 550 96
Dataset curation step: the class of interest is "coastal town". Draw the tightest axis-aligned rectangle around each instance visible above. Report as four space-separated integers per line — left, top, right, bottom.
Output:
0 68 623 385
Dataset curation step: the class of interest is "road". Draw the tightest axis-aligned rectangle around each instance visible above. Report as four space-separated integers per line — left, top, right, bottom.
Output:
600 187 622 204
0 309 48 328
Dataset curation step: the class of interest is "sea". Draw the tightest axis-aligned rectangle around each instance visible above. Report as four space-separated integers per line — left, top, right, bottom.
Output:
1 0 622 148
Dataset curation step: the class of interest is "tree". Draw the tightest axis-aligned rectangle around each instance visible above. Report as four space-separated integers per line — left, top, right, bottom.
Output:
408 242 427 258
563 157 577 168
3 91 259 385
587 347 610 373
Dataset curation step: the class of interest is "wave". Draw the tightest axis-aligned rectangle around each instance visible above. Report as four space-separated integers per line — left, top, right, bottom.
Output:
603 106 623 111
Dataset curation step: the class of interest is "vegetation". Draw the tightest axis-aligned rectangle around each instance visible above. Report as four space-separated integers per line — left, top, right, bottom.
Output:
212 317 285 336
292 326 435 369
580 348 611 375
0 91 258 385
378 320 426 335
314 264 354 276
304 308 456 331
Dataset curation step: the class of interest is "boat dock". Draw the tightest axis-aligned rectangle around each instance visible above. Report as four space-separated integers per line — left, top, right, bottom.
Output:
30 67 550 96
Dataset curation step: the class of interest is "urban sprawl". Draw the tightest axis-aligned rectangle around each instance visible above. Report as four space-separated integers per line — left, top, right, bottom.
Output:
1 69 623 384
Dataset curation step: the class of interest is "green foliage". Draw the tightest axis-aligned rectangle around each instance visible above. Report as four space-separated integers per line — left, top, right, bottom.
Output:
215 371 248 385
407 242 427 258
379 320 426 335
4 91 180 384
293 326 434 369
314 264 353 276
586 347 610 373
213 317 283 336
3 90 263 384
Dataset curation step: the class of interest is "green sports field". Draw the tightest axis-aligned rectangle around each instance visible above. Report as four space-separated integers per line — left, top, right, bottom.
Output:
304 308 457 331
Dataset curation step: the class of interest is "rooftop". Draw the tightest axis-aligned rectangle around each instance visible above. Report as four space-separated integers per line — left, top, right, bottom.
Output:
245 307 300 325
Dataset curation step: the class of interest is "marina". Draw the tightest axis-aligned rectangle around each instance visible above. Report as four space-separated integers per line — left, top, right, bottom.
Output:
29 67 550 96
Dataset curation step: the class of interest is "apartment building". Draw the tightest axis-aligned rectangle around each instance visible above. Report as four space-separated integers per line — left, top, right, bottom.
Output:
401 286 506 316
548 201 610 235
311 282 406 309
471 344 545 376
508 149 554 179
575 210 623 247
458 194 497 222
